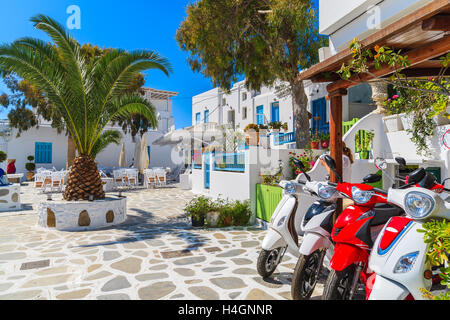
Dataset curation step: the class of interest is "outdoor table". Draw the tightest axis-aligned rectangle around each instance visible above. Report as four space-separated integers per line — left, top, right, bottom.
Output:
7 173 24 184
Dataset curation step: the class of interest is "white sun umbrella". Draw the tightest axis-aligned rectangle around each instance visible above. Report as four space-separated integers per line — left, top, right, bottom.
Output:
139 134 149 174
119 143 127 168
133 136 141 169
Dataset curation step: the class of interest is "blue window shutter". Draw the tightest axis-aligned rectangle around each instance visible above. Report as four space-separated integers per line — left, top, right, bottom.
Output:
195 112 200 124
204 110 209 123
35 142 52 164
271 102 279 122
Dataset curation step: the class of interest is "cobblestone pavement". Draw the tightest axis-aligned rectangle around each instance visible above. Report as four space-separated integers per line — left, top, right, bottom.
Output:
0 183 328 300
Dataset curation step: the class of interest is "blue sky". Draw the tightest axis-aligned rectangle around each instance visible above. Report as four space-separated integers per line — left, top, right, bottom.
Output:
0 0 320 129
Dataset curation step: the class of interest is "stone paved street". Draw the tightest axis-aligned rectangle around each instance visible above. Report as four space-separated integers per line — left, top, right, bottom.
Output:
0 183 327 300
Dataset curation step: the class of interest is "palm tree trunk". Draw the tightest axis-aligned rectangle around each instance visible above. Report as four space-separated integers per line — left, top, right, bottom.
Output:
64 154 105 200
292 80 311 149
66 134 76 170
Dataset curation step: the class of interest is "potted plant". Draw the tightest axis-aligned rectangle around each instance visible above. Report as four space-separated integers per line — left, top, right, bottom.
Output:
269 121 282 131
320 132 330 149
310 130 320 149
244 123 260 146
0 151 6 166
231 200 251 226
185 196 211 227
281 122 288 132
25 155 36 181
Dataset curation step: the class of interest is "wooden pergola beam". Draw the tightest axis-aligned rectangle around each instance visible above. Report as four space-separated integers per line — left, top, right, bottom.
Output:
327 35 450 92
422 14 450 31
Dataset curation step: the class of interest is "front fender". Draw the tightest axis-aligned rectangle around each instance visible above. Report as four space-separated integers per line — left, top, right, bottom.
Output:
329 243 368 271
261 228 286 251
368 274 410 300
299 232 331 256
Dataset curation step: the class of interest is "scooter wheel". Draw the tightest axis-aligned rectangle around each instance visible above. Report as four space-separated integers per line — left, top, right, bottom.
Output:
291 251 325 300
322 264 356 300
257 248 281 278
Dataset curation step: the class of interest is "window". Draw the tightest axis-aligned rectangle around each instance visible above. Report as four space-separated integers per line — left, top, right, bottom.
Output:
204 109 209 123
242 107 247 120
222 98 226 106
35 142 52 164
271 102 280 122
242 92 247 101
256 105 264 125
195 112 201 125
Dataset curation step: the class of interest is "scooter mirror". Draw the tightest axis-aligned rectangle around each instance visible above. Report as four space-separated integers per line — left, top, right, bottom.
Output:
323 155 336 170
374 157 388 171
395 157 406 168
292 158 305 170
408 168 426 184
363 173 382 184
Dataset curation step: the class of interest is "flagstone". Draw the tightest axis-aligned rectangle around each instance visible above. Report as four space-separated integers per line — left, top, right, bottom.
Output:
173 268 195 277
246 288 277 300
56 289 91 300
138 281 176 300
210 277 246 290
97 293 130 300
135 272 169 281
103 251 121 261
231 258 253 265
0 290 43 300
111 257 142 274
216 249 245 258
173 256 206 265
35 266 70 276
101 276 131 292
188 286 219 300
0 252 26 260
21 274 74 288
84 271 112 281
0 283 14 292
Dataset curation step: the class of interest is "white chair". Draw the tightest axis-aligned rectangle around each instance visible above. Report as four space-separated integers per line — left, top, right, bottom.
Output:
125 169 138 187
113 169 125 188
144 169 156 188
34 173 47 192
154 168 167 187
51 171 65 192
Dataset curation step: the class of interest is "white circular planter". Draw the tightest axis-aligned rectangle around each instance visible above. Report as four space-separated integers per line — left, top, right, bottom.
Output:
37 196 127 231
0 184 21 211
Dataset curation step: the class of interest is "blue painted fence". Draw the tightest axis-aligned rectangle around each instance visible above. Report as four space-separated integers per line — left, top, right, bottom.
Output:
213 152 245 172
274 132 295 146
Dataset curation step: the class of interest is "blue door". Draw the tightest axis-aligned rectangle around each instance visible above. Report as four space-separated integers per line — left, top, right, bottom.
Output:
204 153 210 189
256 105 264 125
271 102 280 122
312 98 328 134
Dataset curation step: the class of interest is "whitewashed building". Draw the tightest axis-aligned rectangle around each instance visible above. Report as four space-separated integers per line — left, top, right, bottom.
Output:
0 87 181 176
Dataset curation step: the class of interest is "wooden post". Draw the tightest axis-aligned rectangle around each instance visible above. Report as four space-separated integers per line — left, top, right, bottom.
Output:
326 88 347 215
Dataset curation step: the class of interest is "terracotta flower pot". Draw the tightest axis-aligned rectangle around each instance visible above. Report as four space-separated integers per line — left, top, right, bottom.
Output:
245 132 259 146
321 140 329 149
191 215 205 227
311 141 319 149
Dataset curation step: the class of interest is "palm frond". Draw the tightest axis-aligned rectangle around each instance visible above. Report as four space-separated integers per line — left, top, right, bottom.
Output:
90 129 122 159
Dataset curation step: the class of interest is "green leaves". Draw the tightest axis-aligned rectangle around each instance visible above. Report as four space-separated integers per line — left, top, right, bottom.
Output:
0 14 171 159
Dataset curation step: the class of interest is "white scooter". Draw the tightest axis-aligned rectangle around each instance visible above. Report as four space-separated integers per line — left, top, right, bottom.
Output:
256 158 334 278
367 168 450 300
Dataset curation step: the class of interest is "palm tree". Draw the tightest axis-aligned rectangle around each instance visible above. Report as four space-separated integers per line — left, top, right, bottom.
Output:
0 15 172 200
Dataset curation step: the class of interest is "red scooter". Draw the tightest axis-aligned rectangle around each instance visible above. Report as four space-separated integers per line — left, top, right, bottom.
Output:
321 155 403 300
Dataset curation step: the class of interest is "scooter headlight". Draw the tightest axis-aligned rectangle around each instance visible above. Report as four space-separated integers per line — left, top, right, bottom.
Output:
404 191 435 219
393 251 419 273
352 186 373 204
317 184 337 200
284 182 296 194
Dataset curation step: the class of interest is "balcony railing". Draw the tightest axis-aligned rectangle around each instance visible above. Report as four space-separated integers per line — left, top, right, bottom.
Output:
274 131 295 146
214 152 245 172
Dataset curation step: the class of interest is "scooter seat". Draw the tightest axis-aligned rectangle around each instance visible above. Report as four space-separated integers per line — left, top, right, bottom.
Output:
371 204 403 226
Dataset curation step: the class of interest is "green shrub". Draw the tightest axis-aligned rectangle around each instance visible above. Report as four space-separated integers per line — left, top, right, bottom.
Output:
231 200 251 226
0 151 7 163
418 219 450 300
25 162 36 172
184 196 211 220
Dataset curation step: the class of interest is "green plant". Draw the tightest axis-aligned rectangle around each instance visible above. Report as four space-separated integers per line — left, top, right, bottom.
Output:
244 123 259 132
231 200 251 226
417 219 450 300
268 121 282 130
184 196 211 220
25 155 35 172
0 15 171 200
289 147 315 178
0 151 6 163
258 124 268 130
320 132 330 141
282 122 288 131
